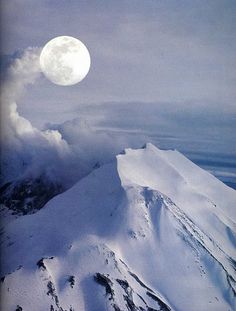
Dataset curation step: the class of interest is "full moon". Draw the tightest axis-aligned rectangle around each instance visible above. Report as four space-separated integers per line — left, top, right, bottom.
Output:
40 36 91 86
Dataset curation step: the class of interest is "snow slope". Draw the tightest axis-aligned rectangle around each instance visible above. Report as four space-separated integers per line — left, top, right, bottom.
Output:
1 144 236 311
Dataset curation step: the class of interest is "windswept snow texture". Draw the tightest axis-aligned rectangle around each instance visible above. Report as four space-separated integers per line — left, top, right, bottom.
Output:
1 144 236 311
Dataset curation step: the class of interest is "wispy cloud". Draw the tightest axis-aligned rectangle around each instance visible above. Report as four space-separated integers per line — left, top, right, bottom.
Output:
1 50 144 188
1 1 235 189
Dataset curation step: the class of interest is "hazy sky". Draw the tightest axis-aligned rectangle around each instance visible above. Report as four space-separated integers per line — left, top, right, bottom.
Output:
1 0 236 189
1 0 236 127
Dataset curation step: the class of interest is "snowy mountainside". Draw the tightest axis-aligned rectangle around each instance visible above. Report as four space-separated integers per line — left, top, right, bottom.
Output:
0 144 236 311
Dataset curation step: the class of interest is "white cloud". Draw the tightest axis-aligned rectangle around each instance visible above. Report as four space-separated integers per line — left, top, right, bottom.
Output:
1 48 235 192
1 49 144 188
1 49 72 184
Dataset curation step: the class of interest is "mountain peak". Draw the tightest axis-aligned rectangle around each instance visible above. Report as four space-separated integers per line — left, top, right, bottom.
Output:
1 145 236 311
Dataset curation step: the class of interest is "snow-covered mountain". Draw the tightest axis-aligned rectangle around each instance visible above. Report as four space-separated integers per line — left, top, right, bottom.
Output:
0 144 236 311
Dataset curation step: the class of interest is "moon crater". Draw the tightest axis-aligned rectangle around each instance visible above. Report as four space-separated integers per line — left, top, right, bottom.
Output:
40 36 91 86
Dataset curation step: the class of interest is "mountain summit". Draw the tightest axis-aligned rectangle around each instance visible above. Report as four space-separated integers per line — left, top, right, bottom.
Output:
1 144 236 311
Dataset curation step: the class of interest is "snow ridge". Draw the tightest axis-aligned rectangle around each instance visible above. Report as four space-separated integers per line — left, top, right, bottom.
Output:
1 144 236 311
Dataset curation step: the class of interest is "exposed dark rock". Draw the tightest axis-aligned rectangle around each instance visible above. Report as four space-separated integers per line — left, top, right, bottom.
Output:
116 278 129 290
94 273 114 300
128 272 153 293
94 270 171 311
0 175 63 215
49 303 66 311
124 294 138 311
146 292 171 311
47 281 59 307
15 306 23 311
137 294 147 306
37 258 46 270
37 257 54 270
68 275 75 288
112 304 122 311
116 278 137 310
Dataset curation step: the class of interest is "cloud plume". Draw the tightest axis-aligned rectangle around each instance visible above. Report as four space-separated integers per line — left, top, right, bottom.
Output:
0 49 140 189
1 48 75 185
1 48 235 193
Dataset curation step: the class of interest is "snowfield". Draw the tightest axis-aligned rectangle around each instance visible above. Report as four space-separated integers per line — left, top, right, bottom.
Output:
1 144 236 311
